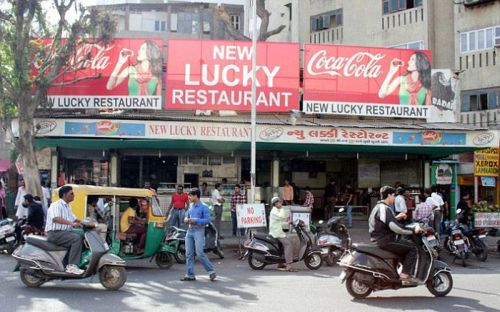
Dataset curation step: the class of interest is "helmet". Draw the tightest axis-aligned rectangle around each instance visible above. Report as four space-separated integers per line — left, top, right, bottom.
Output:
271 197 281 206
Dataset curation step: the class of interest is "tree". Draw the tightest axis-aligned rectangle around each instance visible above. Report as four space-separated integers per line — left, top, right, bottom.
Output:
215 0 286 41
0 0 116 197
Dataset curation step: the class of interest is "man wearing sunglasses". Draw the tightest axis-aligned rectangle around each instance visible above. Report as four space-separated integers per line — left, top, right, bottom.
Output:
46 185 85 275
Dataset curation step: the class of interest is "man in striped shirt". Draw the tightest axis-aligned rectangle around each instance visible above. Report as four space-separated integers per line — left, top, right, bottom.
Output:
46 186 85 275
230 184 247 236
303 186 314 209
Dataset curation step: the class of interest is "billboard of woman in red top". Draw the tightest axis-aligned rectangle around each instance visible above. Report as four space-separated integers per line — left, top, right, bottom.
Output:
378 51 431 106
106 40 162 96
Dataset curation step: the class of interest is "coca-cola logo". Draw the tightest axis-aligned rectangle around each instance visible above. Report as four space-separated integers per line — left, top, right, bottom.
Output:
473 132 494 146
36 120 57 135
259 127 284 141
307 50 385 78
33 42 113 71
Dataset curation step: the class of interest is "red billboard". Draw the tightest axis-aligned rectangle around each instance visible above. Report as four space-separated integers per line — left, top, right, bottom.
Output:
303 44 432 118
165 39 300 112
36 38 163 110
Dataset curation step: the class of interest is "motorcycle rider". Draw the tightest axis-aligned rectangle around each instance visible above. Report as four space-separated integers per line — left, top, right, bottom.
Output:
368 186 423 283
269 197 296 272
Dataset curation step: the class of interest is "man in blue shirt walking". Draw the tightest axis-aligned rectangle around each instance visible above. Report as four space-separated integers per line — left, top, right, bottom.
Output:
181 189 216 281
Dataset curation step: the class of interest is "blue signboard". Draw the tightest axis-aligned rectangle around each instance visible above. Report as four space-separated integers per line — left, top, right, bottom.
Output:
65 121 145 137
393 131 466 145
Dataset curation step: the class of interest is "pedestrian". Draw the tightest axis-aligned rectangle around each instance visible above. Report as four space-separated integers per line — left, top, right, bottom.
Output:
342 183 354 228
324 178 337 219
167 185 189 228
41 181 51 216
430 185 444 235
302 186 314 209
282 179 294 205
181 189 216 282
200 182 211 197
394 186 408 215
414 189 434 224
230 184 247 236
45 185 85 274
269 197 296 272
0 181 6 219
457 193 470 225
14 180 27 219
211 183 225 239
404 189 415 221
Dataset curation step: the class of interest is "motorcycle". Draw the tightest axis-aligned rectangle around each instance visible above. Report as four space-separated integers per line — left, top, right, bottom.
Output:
245 219 323 270
0 218 17 254
338 224 453 299
461 225 488 262
165 221 224 264
314 216 351 266
12 221 127 290
443 220 470 267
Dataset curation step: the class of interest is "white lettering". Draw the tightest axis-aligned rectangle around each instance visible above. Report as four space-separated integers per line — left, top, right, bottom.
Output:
307 50 385 78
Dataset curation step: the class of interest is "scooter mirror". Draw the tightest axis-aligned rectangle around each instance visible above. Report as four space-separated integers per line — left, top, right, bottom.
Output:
456 209 462 214
318 220 324 224
338 207 345 213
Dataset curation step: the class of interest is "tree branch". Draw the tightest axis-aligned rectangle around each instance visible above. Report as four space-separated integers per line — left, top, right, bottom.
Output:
50 73 101 87
214 5 250 41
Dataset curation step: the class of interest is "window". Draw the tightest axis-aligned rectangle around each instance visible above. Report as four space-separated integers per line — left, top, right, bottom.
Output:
230 15 240 30
460 25 500 54
170 13 178 32
462 88 500 112
310 9 343 32
389 40 424 50
383 0 422 14
154 20 166 32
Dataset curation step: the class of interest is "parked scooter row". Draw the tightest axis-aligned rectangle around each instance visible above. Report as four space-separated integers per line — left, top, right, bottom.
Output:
312 216 351 266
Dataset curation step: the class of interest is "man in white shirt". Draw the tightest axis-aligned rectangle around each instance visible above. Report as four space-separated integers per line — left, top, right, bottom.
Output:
430 185 444 234
394 187 408 215
211 183 225 238
41 181 51 215
45 186 85 275
14 180 27 219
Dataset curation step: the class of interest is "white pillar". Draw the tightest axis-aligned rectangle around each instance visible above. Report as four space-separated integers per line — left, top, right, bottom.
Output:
272 158 280 197
110 153 118 187
424 161 431 188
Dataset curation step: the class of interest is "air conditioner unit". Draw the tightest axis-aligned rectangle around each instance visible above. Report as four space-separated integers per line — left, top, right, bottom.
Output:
464 0 494 7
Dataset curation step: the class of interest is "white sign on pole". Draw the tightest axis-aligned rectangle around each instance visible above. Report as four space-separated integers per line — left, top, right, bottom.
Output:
236 203 267 228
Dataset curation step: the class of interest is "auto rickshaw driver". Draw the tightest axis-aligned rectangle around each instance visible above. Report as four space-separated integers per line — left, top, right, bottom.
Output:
120 198 147 254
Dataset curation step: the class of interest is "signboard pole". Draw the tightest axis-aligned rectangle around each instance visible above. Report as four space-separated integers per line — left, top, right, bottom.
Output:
250 0 258 204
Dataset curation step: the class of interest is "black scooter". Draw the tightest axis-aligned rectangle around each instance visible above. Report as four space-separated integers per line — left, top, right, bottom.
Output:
12 222 127 290
338 224 453 299
166 221 224 264
245 220 323 270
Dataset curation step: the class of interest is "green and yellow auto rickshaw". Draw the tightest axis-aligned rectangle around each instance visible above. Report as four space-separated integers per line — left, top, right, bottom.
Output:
53 185 176 269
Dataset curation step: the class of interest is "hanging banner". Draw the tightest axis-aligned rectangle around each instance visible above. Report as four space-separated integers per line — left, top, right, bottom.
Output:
303 44 432 118
165 39 300 112
474 148 499 177
34 38 163 110
435 163 453 185
427 69 458 123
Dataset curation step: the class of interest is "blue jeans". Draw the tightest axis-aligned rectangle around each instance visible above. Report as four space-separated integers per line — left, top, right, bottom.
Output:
346 205 352 227
168 209 185 228
185 227 215 278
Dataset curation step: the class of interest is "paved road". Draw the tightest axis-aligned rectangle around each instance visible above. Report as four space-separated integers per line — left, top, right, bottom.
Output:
1 248 500 312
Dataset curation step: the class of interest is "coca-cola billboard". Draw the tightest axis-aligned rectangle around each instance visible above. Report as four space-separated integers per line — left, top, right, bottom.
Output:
303 44 432 118
36 38 163 110
165 39 300 112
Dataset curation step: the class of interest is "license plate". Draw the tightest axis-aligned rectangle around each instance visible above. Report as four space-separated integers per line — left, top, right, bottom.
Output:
454 239 464 245
479 235 486 239
426 236 436 242
5 236 15 242
321 247 329 255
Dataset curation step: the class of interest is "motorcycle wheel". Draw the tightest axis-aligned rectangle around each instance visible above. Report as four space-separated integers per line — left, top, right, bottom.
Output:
20 269 45 288
304 253 323 270
325 254 336 267
459 251 467 267
214 247 224 259
443 237 453 252
346 275 372 299
156 252 175 269
474 241 488 262
174 243 186 264
99 265 127 290
248 252 266 270
426 271 453 297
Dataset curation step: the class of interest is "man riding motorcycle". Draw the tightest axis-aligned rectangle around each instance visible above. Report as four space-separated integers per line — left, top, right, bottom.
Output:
368 186 423 283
